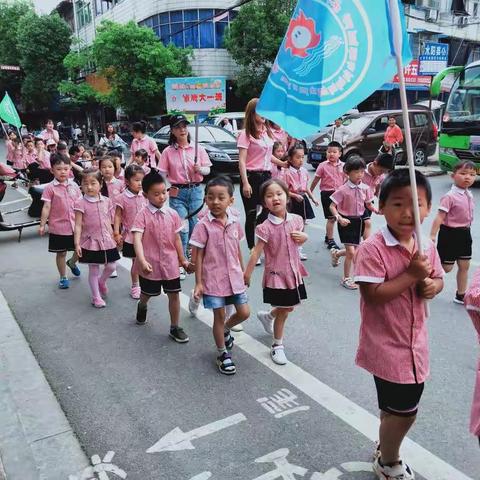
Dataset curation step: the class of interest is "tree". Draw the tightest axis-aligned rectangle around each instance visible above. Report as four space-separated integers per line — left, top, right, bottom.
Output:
0 0 34 100
224 0 294 97
16 12 72 110
92 21 193 116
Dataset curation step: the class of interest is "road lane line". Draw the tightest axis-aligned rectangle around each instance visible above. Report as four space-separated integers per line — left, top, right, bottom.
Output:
116 258 473 480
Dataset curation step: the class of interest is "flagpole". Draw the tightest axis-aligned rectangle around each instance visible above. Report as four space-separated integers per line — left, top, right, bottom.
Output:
388 0 423 254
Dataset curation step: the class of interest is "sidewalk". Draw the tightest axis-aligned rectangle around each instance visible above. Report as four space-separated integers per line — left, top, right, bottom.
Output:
0 290 89 480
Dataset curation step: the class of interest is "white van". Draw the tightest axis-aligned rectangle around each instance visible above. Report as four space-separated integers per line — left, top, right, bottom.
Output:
202 112 244 137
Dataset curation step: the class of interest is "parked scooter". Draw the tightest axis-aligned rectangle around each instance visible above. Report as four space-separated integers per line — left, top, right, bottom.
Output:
0 163 43 241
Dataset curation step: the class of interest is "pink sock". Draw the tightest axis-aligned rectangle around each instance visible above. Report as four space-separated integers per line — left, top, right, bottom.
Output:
88 265 101 299
100 262 116 285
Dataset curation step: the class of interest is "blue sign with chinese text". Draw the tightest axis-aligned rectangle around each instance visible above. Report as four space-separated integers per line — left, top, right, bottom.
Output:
418 42 448 76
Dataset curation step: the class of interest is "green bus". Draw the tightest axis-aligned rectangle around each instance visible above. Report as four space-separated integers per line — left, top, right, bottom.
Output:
431 60 480 173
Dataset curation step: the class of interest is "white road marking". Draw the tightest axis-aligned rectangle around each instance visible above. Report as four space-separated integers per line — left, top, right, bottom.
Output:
146 413 247 454
189 473 212 480
116 257 473 480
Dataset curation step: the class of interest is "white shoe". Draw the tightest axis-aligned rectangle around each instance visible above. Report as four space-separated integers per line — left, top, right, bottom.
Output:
179 267 186 281
188 290 200 316
330 249 340 267
270 345 288 365
373 458 415 480
298 247 307 261
257 311 274 334
231 323 244 332
109 269 118 278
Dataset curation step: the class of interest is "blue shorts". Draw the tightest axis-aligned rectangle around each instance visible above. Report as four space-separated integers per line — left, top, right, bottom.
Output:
203 292 248 310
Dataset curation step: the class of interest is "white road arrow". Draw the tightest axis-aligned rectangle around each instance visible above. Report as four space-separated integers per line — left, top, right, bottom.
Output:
146 413 247 453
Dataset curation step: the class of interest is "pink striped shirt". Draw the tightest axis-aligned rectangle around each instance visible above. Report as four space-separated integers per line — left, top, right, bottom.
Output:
285 166 309 194
115 189 148 244
314 160 345 191
237 129 274 172
330 181 373 217
438 185 474 228
464 267 480 436
362 163 385 197
130 136 158 167
354 227 444 383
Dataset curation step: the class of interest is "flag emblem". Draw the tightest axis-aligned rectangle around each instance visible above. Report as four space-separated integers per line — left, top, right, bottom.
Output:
285 10 321 58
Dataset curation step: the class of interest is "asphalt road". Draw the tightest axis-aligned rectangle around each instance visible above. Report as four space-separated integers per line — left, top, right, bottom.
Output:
0 151 479 479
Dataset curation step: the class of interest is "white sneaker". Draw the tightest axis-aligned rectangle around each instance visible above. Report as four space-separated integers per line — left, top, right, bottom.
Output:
298 247 307 261
257 311 274 334
373 458 415 480
331 249 340 267
270 345 288 365
188 290 200 316
109 269 118 278
179 267 186 281
231 323 244 332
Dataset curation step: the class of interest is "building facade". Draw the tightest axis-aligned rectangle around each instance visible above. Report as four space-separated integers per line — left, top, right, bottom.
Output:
55 0 239 79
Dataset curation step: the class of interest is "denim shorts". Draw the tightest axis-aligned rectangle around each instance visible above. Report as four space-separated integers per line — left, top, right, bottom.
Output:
203 292 248 310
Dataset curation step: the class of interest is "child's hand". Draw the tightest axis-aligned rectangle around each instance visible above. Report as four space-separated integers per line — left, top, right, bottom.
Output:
407 252 431 281
338 216 350 227
294 194 303 203
430 234 436 243
181 259 194 274
114 233 123 247
416 278 437 299
291 231 308 245
193 164 201 173
140 260 153 275
75 245 82 258
313 198 320 207
39 225 46 236
194 284 203 302
244 272 251 287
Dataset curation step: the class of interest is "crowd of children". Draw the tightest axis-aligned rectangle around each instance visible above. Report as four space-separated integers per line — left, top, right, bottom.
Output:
5 114 480 479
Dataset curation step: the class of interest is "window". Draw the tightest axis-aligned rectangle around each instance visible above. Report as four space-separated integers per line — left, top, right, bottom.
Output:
95 0 123 16
76 1 92 28
139 8 237 49
413 113 428 127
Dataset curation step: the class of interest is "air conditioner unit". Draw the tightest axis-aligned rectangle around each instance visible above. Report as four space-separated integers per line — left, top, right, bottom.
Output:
426 9 439 21
458 15 469 26
416 0 440 9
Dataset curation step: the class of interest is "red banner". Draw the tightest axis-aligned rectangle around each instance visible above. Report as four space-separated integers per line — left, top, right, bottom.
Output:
392 60 431 87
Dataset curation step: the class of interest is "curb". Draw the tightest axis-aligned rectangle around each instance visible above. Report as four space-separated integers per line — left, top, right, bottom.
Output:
0 290 89 480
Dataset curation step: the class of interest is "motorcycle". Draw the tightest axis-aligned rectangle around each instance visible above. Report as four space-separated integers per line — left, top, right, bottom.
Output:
0 163 43 241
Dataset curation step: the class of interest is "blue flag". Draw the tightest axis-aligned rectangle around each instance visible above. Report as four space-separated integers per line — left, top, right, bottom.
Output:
257 0 412 139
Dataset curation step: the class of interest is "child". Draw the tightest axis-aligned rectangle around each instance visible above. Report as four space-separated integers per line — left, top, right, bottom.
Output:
464 268 480 446
244 179 308 365
23 139 37 166
39 154 82 289
80 150 95 170
109 151 125 181
430 160 476 304
354 169 444 479
74 169 120 308
131 148 151 175
271 141 288 180
114 164 147 299
362 152 395 239
30 138 52 184
99 156 124 200
330 156 376 290
5 130 16 166
131 170 191 343
12 137 25 172
190 176 250 375
310 141 345 250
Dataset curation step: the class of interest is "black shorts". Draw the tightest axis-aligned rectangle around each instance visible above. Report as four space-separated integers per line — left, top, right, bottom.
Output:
320 190 335 219
263 283 307 307
338 216 364 246
48 233 75 253
289 194 315 220
79 248 120 264
122 241 136 258
437 224 472 264
361 208 372 220
139 276 181 296
374 376 424 417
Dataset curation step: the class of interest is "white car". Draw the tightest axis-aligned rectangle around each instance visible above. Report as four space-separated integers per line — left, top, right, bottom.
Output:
202 112 244 137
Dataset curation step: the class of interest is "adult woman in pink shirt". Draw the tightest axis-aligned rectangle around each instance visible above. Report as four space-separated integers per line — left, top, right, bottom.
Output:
238 98 276 253
40 119 60 145
130 121 160 168
383 116 403 148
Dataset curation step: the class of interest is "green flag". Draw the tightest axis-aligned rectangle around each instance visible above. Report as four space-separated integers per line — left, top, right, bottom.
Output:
0 92 21 128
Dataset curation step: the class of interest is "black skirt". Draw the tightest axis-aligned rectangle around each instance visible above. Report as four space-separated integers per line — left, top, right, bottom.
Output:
48 233 75 252
263 283 307 307
437 224 472 263
122 241 136 258
289 194 315 220
79 248 120 264
337 216 364 246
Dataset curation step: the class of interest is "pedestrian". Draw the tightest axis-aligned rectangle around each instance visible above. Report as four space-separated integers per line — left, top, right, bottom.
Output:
99 156 124 201
23 138 37 175
353 169 444 480
40 119 60 145
39 154 82 289
74 169 120 308
158 114 212 279
131 170 191 343
309 141 345 251
244 179 308 366
5 130 16 166
99 123 128 156
238 98 275 262
11 136 25 173
107 151 124 182
221 117 234 134
190 176 250 375
464 267 480 446
270 141 287 181
46 138 57 155
430 160 476 304
330 156 376 290
113 164 147 300
361 152 395 240
328 118 350 146
130 149 151 175
383 116 403 151
30 138 53 184
79 150 94 170
130 121 161 168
